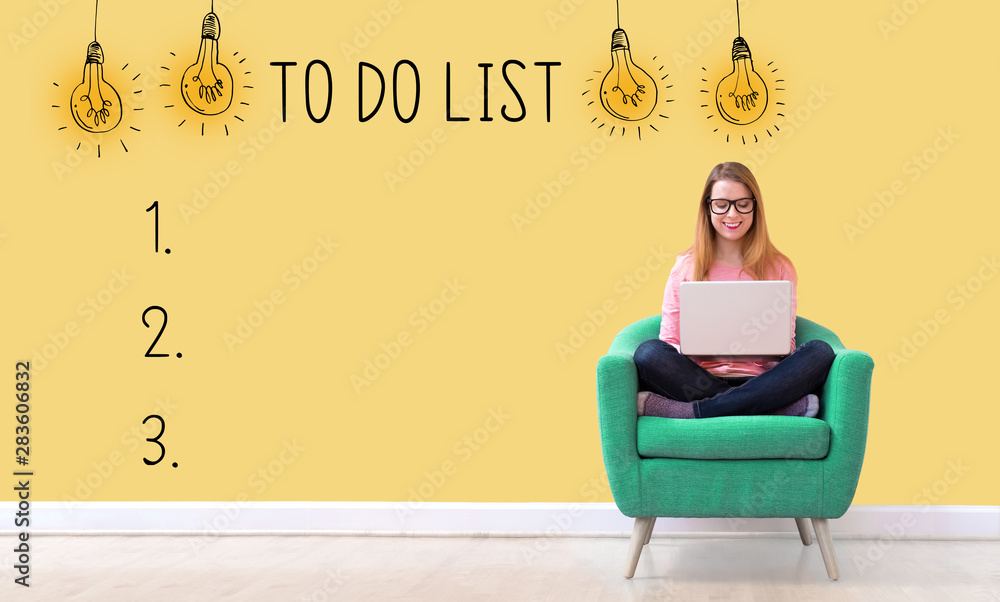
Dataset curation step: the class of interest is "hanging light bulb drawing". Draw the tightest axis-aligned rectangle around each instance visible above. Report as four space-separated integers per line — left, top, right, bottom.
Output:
181 10 233 116
715 1 767 125
715 36 767 125
600 27 657 121
70 41 122 133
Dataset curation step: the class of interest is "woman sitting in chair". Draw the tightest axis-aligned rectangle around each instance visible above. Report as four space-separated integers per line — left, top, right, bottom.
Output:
633 162 835 419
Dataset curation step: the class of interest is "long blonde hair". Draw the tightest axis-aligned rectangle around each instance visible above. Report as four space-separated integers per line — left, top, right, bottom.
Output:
687 162 795 282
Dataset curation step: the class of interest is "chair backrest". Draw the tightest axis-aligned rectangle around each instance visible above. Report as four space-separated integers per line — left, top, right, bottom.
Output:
792 317 845 351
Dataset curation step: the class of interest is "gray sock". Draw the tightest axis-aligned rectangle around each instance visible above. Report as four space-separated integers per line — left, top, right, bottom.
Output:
637 391 696 419
766 394 820 417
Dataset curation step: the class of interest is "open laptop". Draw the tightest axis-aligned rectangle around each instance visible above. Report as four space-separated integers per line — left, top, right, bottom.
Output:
679 280 793 361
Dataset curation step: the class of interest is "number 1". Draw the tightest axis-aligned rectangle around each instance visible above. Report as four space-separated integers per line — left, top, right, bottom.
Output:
146 201 159 253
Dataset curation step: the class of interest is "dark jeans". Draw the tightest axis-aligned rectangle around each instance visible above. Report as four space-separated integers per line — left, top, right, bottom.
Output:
633 339 836 418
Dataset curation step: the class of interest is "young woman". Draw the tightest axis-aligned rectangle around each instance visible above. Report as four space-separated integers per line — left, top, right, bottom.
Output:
633 162 835 419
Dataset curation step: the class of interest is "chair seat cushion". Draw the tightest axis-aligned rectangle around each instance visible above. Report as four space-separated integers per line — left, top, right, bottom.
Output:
636 415 831 460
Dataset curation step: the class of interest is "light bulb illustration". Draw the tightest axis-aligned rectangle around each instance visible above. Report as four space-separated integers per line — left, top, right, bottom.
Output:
600 28 657 122
181 11 234 116
54 1 143 156
584 1 670 140
70 40 122 133
715 36 768 125
699 0 784 143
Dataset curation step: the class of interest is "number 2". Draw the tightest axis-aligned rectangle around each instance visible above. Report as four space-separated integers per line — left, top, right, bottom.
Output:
142 306 169 357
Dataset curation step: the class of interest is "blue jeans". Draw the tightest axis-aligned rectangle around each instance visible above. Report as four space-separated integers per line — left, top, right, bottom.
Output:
633 339 836 418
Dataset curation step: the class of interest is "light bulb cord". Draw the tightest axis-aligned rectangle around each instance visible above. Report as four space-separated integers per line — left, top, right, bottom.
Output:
736 0 741 38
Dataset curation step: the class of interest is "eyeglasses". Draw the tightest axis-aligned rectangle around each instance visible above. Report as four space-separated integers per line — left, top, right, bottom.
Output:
707 198 755 215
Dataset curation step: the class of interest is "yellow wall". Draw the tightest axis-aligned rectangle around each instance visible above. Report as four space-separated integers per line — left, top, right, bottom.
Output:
3 0 996 505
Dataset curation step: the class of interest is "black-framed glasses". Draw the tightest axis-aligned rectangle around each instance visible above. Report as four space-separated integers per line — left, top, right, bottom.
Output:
707 198 755 215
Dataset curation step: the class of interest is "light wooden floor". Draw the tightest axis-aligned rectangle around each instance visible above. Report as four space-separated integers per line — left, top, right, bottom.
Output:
1 534 997 601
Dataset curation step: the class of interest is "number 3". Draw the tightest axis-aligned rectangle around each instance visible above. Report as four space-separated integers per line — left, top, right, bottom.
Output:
142 414 166 466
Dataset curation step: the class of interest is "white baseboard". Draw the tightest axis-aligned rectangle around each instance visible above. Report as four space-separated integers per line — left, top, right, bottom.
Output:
0 502 997 539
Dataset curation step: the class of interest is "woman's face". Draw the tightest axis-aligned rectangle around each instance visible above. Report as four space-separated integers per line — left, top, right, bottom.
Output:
708 179 754 243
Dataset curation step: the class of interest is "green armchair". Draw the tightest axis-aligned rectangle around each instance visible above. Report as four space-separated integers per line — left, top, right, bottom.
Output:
596 316 873 580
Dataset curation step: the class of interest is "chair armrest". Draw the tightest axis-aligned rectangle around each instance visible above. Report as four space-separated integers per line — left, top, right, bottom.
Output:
596 352 642 517
819 348 874 517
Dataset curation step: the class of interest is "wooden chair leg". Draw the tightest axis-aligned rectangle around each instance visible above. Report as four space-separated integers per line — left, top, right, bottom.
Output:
811 518 840 580
624 517 655 579
644 517 657 545
794 518 813 546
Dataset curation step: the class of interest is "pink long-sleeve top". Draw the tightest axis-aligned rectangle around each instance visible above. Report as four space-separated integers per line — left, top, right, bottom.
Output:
658 254 797 377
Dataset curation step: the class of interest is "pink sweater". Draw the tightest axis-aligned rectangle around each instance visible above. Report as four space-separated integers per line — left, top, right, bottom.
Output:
658 254 797 377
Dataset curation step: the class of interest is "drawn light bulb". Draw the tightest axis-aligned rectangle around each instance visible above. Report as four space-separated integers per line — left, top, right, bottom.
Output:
181 11 233 116
70 41 122 133
715 36 768 125
600 28 657 121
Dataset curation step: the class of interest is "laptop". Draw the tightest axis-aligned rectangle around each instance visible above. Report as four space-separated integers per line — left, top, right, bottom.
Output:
679 280 793 361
